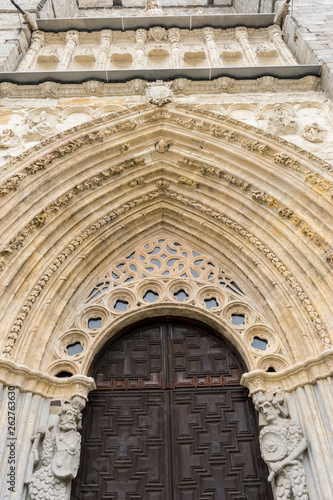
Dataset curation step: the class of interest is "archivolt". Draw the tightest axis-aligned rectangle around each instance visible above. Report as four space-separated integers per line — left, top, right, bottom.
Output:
0 104 332 368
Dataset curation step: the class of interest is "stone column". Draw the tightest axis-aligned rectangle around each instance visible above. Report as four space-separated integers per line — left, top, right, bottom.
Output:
203 27 221 67
135 29 147 69
96 29 112 69
0 359 95 500
235 27 259 66
168 28 181 68
57 30 79 71
268 25 298 65
242 351 333 500
17 31 45 71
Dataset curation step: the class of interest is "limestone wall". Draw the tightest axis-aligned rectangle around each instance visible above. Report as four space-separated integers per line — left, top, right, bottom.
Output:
283 0 333 100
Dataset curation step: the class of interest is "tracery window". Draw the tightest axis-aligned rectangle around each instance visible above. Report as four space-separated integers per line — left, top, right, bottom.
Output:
87 237 244 302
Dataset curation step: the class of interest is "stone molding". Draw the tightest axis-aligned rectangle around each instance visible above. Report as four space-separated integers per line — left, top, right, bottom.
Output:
241 349 333 395
0 358 95 399
0 105 332 360
0 75 320 99
2 187 330 359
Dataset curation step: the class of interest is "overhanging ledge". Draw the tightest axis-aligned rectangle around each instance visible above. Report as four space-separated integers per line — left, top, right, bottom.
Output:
0 65 322 85
37 13 275 32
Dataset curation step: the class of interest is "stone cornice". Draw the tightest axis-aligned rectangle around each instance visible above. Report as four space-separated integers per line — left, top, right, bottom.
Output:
0 359 96 399
0 65 321 86
241 349 333 395
36 14 275 32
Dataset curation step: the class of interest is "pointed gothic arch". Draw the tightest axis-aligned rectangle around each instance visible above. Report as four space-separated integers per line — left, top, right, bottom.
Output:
0 105 331 370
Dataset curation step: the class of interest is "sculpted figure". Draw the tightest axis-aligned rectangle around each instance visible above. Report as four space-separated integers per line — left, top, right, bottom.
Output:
146 0 163 15
25 400 82 500
23 111 54 142
267 104 298 135
302 122 327 143
0 128 20 149
155 137 172 153
253 390 309 499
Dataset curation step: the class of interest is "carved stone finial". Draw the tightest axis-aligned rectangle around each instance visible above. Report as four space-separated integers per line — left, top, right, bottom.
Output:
146 81 173 106
25 399 83 499
253 390 309 499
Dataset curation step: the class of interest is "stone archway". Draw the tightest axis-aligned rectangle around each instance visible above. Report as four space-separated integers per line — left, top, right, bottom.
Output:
71 318 273 500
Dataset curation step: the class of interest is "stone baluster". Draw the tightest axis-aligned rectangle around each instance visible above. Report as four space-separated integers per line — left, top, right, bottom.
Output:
235 27 259 66
268 25 298 65
135 29 147 69
96 29 112 69
57 30 79 71
168 28 181 68
203 27 221 67
18 31 45 71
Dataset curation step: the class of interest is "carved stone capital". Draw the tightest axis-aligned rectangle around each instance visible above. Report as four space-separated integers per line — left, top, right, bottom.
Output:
241 349 333 395
0 358 95 399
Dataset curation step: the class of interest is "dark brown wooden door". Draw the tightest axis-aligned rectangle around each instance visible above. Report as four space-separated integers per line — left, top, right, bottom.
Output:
71 320 273 500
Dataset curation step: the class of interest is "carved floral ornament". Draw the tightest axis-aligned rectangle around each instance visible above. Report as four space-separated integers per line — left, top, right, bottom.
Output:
45 237 288 376
1 105 332 357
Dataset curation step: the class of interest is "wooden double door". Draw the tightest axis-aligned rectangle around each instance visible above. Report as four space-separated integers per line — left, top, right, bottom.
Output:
71 320 273 500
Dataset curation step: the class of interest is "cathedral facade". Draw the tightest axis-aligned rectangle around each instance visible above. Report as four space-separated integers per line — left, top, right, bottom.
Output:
0 0 332 498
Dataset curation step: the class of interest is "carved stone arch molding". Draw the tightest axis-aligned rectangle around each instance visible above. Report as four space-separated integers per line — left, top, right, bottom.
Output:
43 234 291 376
0 104 333 499
1 104 332 366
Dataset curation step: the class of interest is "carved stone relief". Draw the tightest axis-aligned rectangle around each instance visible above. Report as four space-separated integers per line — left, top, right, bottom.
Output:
266 104 298 135
253 390 309 500
0 128 20 149
146 80 173 106
302 122 328 143
155 137 172 153
23 111 56 143
25 399 84 500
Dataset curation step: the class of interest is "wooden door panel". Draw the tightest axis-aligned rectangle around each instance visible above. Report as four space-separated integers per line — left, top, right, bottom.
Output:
169 324 242 388
72 391 169 499
71 320 273 500
171 389 266 499
94 325 164 390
